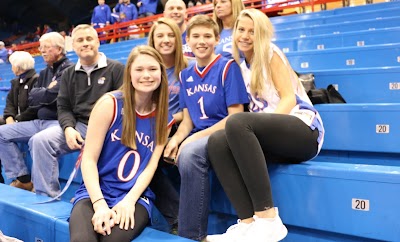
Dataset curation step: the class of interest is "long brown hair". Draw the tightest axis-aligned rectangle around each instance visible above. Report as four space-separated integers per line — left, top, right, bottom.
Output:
121 45 170 149
148 17 188 78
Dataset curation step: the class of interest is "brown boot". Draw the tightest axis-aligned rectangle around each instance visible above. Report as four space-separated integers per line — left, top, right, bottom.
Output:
10 180 34 192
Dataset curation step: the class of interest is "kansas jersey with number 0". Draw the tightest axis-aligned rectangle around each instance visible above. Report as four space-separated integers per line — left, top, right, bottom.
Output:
179 54 248 133
73 91 175 217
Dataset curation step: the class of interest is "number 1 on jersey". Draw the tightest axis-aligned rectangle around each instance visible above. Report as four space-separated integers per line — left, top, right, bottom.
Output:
197 96 209 119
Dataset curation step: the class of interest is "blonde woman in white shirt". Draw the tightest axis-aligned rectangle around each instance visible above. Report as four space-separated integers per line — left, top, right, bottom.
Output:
206 9 324 242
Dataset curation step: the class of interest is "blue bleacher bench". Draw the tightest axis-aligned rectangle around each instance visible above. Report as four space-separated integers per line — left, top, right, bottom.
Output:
307 66 400 103
270 1 400 24
274 27 400 52
270 161 400 242
272 7 400 30
316 103 400 153
274 16 400 39
0 184 194 242
287 43 400 71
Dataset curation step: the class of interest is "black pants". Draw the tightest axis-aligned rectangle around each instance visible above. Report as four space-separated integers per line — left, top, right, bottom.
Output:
148 122 180 227
208 112 319 220
0 162 4 184
0 119 5 183
149 165 180 226
69 199 149 242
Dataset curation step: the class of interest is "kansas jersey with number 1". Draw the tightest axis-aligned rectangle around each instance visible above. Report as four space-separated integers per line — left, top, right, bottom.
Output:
179 54 248 133
73 91 175 217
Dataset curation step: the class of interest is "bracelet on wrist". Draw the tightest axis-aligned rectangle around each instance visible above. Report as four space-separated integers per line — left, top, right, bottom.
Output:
92 197 105 205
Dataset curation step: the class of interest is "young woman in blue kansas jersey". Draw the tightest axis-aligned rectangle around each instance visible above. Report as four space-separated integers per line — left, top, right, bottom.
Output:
213 0 244 58
206 9 325 242
148 17 188 124
147 17 187 230
163 15 248 241
69 46 173 242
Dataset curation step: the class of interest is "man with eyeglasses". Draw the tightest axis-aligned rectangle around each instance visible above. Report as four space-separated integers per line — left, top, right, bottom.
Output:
0 32 73 191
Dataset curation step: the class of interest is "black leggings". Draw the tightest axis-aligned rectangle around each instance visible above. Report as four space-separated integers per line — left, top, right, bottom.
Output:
208 112 319 220
69 199 149 242
0 161 4 184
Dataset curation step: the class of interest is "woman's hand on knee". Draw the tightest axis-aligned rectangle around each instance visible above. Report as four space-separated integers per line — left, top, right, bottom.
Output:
91 205 117 236
112 197 136 231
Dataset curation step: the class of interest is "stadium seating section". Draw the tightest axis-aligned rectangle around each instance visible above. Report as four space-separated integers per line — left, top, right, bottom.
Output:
0 1 400 241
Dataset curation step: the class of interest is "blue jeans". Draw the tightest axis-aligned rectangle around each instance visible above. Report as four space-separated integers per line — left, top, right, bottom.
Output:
177 136 210 241
0 120 87 197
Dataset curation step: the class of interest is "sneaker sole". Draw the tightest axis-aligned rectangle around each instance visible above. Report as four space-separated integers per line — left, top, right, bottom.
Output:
274 225 288 242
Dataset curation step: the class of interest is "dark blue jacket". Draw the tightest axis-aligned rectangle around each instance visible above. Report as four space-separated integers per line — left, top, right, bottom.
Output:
28 56 74 120
138 0 158 15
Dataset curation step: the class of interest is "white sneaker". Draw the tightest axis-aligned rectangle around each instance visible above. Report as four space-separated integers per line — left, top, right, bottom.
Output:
247 207 288 242
205 219 254 242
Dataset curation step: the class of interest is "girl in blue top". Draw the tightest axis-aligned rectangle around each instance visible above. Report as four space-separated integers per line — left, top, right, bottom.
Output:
206 9 325 242
213 0 244 58
148 17 189 124
147 17 189 230
69 46 174 242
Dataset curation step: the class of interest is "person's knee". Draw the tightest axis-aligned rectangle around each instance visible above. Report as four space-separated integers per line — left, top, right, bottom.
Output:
208 130 226 149
28 131 48 148
226 112 252 134
178 143 207 174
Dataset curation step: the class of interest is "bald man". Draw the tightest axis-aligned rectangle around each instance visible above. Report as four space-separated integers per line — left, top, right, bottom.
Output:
164 0 194 57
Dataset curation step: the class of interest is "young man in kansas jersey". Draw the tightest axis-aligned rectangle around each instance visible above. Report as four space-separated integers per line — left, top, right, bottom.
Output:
163 15 248 241
70 46 174 242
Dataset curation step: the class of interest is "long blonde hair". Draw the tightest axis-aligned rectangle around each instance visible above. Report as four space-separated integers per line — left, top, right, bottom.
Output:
121 45 169 149
148 17 188 78
213 0 244 32
233 9 275 96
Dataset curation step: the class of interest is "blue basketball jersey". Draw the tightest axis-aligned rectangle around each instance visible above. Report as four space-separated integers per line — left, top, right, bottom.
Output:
182 30 194 57
215 29 234 59
73 91 175 217
179 54 248 133
167 66 180 115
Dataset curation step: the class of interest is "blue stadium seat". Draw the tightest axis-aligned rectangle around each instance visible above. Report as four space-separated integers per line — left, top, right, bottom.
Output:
270 1 400 24
287 43 400 70
269 161 400 242
316 103 400 153
274 16 400 39
310 66 400 103
1 3 400 241
273 7 400 29
274 27 400 52
0 184 195 242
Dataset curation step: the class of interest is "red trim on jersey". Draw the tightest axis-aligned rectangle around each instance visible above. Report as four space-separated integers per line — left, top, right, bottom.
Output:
108 94 118 130
195 54 221 79
222 59 234 87
168 118 176 129
136 109 156 119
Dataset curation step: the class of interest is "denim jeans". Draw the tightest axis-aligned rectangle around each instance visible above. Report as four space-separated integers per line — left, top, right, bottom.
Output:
0 120 87 197
0 120 59 179
177 136 210 241
30 122 87 197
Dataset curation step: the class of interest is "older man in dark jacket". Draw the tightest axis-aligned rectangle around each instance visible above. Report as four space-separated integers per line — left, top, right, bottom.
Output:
0 32 73 190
